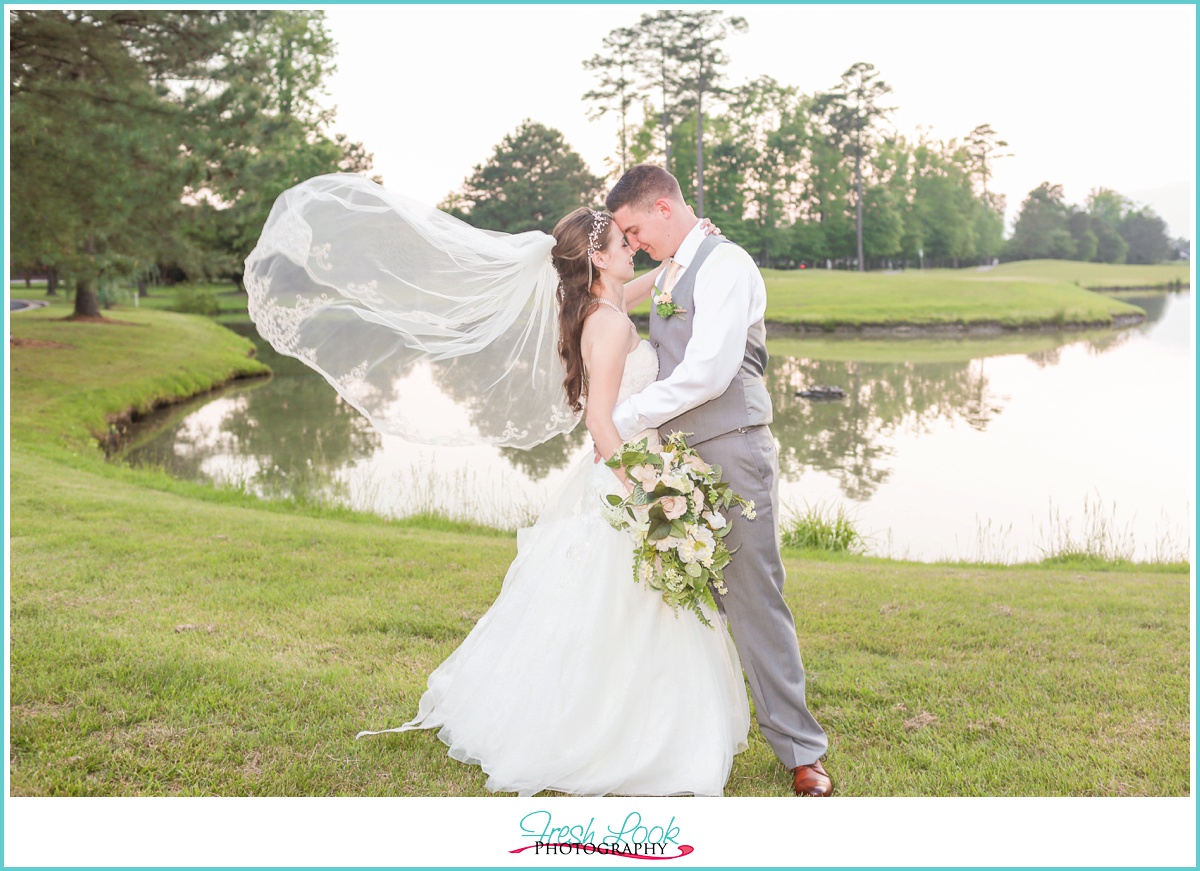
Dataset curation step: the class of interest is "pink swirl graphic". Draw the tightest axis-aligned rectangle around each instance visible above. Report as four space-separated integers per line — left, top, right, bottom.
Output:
509 843 694 860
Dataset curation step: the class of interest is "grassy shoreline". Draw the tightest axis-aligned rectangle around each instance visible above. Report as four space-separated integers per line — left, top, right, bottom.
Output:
8 300 1191 796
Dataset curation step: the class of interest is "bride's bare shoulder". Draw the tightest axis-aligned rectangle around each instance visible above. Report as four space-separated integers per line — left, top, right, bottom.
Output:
579 305 633 366
581 303 630 340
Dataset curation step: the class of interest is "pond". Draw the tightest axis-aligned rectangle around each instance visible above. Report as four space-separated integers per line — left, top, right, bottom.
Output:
119 291 1193 562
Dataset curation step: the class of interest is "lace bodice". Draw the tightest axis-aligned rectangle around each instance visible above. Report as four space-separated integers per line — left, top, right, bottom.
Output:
619 339 660 404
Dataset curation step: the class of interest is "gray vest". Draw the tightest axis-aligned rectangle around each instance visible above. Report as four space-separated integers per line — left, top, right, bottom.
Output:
650 234 772 446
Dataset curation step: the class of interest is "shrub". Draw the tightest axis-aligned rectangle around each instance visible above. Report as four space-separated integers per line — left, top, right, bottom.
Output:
172 286 221 317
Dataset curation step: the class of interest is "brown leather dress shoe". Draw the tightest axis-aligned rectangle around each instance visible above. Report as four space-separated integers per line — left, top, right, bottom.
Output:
792 759 834 796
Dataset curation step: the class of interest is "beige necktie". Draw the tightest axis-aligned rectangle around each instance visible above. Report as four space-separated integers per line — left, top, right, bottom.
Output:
661 259 683 296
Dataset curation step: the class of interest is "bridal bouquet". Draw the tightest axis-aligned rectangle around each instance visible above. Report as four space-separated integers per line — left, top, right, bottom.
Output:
603 432 756 628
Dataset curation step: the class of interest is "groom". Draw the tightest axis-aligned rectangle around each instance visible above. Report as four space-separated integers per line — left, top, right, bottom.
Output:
606 165 833 797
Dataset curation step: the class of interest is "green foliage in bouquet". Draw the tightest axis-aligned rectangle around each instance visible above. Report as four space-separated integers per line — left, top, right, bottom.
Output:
604 432 756 628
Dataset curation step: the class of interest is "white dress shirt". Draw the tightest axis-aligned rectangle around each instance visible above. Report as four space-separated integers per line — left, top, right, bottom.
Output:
612 220 767 441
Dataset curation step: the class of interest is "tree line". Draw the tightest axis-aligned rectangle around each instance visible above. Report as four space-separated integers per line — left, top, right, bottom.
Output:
10 10 371 317
444 10 1180 270
11 8 1180 317
1006 183 1178 265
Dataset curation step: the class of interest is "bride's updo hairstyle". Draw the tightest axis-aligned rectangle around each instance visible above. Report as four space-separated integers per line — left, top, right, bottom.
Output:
553 206 614 413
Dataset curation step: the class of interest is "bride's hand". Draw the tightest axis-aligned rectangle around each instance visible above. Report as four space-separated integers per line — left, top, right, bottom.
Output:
694 211 722 237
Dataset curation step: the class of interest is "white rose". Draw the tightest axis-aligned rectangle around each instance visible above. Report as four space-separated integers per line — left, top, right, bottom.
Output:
703 510 727 530
660 472 689 493
677 538 701 564
654 535 684 552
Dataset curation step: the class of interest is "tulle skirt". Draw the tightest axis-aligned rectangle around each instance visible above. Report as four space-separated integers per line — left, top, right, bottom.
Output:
357 453 751 796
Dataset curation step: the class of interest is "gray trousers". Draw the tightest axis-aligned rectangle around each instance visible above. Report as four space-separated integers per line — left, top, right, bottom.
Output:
694 424 828 768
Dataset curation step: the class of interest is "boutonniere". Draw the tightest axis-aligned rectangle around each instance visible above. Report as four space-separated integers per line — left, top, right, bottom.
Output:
653 289 687 320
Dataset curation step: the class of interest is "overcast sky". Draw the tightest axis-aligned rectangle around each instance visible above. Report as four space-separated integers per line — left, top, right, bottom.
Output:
323 4 1195 238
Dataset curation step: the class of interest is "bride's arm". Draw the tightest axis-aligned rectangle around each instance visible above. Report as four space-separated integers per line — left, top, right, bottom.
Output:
581 311 635 487
622 268 664 311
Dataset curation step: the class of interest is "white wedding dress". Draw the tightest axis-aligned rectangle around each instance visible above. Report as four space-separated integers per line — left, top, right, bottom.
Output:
357 339 751 796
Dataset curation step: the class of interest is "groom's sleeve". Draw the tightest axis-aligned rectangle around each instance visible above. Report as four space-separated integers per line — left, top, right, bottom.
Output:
611 247 765 441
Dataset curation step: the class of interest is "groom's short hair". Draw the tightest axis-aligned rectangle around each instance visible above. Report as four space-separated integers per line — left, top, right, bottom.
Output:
606 164 684 214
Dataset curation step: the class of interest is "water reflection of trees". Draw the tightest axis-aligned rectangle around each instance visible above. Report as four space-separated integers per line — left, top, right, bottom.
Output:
500 424 589 481
126 371 380 503
768 355 1004 500
217 376 381 500
132 316 1164 505
1025 327 1135 368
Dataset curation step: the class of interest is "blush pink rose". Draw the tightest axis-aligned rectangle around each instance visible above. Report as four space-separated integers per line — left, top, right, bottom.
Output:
630 464 659 489
660 495 688 520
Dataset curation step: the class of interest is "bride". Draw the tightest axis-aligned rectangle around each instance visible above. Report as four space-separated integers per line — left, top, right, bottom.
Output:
244 176 750 797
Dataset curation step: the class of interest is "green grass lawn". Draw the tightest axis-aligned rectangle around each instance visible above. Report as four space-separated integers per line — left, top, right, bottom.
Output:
8 301 1190 797
983 259 1190 289
7 283 253 326
756 269 1144 328
628 261 1160 329
10 300 268 455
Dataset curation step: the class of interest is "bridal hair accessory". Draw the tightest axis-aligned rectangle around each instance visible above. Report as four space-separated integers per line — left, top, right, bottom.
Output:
584 209 612 284
586 210 610 258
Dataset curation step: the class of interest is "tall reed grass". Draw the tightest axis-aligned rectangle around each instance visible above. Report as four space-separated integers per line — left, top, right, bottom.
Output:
780 502 865 553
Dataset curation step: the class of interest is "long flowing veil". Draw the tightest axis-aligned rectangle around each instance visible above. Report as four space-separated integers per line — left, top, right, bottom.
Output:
243 173 580 448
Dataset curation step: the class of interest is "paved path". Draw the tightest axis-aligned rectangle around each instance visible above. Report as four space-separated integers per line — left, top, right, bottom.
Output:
10 299 49 312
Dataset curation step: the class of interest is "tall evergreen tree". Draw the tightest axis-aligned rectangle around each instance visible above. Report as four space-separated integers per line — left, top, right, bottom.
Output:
582 26 640 176
10 10 241 316
724 76 806 266
816 62 894 271
668 10 748 217
194 11 374 289
1121 206 1171 264
1086 188 1131 264
442 120 603 234
616 10 744 213
1007 183 1077 261
631 11 688 172
964 124 1010 262
10 10 371 311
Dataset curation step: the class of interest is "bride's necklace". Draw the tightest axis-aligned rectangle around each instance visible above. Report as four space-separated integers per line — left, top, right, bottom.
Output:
593 296 627 316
